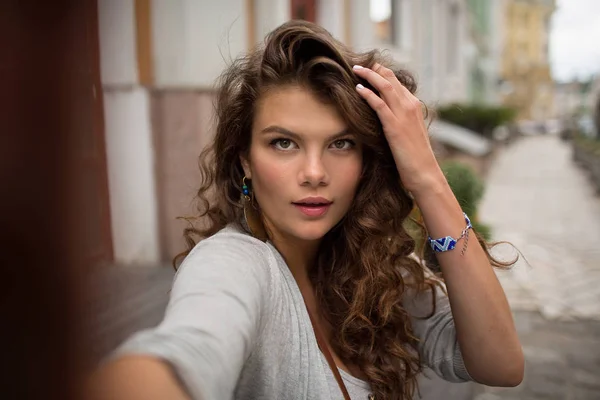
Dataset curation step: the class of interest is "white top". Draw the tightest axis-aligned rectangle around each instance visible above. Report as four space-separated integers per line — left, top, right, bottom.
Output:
113 225 471 399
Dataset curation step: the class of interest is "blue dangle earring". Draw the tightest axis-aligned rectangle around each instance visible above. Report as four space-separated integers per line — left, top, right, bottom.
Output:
241 176 268 242
242 176 251 202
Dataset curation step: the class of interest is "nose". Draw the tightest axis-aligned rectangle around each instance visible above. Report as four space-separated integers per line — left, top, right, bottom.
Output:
299 153 329 187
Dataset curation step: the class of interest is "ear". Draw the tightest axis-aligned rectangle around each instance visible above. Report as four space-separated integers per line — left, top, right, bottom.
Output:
239 153 251 179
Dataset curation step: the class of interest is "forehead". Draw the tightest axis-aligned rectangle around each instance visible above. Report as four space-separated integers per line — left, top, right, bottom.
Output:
253 85 347 134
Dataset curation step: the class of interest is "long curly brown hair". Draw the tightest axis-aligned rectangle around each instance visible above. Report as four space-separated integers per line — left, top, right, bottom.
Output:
176 20 511 400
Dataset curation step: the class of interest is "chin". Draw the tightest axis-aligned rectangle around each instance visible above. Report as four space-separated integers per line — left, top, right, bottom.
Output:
289 220 338 242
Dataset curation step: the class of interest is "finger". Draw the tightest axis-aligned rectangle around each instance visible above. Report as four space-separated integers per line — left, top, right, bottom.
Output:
352 65 402 112
355 83 397 129
371 63 424 120
372 63 414 102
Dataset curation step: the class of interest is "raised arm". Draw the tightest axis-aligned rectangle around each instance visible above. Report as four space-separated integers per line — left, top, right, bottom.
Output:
353 63 524 387
408 180 523 387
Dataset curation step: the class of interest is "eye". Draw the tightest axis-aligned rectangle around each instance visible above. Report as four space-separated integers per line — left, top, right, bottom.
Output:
330 139 355 150
270 138 297 151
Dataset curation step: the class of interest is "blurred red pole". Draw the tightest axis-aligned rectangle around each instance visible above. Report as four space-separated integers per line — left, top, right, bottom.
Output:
0 1 96 398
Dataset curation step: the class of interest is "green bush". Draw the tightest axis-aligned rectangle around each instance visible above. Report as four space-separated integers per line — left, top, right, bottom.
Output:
441 161 492 241
574 133 600 155
437 103 517 138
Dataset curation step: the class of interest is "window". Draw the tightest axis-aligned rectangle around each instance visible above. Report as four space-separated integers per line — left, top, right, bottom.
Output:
370 0 394 43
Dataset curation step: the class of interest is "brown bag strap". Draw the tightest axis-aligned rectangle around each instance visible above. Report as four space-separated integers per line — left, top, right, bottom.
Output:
305 307 351 400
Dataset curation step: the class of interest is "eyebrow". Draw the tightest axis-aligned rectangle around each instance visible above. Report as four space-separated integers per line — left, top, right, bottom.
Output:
260 125 351 141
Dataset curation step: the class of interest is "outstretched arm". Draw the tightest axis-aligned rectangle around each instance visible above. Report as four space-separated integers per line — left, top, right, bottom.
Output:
87 356 191 400
87 233 273 399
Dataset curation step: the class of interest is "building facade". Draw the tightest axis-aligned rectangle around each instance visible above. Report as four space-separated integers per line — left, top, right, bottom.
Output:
500 0 556 120
321 0 472 104
464 0 506 105
554 75 600 125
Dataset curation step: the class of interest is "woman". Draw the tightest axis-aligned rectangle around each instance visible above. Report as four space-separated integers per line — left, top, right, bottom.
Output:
91 20 523 400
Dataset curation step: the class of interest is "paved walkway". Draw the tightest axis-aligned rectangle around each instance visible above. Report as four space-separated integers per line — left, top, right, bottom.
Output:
472 135 600 399
480 135 600 320
471 311 600 400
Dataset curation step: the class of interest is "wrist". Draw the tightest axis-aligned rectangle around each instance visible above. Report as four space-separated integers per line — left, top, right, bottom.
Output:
405 168 448 199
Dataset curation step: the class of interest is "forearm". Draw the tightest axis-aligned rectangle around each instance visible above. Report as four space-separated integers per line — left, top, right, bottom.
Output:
411 171 523 386
86 356 192 400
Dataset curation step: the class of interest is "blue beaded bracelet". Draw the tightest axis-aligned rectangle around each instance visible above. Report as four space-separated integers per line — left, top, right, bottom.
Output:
428 213 473 253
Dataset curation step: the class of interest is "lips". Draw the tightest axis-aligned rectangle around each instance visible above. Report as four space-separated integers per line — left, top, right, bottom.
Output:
292 197 333 217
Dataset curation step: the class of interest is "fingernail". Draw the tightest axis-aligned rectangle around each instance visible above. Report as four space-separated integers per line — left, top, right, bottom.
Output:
353 65 364 70
356 83 365 90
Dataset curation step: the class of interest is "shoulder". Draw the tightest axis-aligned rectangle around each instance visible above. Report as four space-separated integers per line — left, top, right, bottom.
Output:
177 224 278 289
187 224 271 260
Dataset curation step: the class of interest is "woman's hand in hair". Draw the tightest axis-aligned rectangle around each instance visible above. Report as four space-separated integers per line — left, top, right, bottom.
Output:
353 64 444 195
354 65 524 387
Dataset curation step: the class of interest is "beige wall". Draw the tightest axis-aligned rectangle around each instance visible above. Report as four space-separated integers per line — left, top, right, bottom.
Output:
99 0 252 263
151 0 248 89
151 91 216 261
98 0 138 85
98 0 161 265
149 0 284 261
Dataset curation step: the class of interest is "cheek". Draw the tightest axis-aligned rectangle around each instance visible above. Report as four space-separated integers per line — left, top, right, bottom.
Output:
334 156 363 192
249 151 289 199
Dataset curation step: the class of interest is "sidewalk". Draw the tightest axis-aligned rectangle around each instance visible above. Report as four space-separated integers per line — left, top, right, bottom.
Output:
472 311 600 400
472 134 600 399
479 135 600 320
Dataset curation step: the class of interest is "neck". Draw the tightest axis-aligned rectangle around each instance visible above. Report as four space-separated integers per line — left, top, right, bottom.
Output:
270 232 320 291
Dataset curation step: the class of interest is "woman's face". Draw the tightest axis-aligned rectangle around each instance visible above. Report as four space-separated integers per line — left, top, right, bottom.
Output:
241 85 363 243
